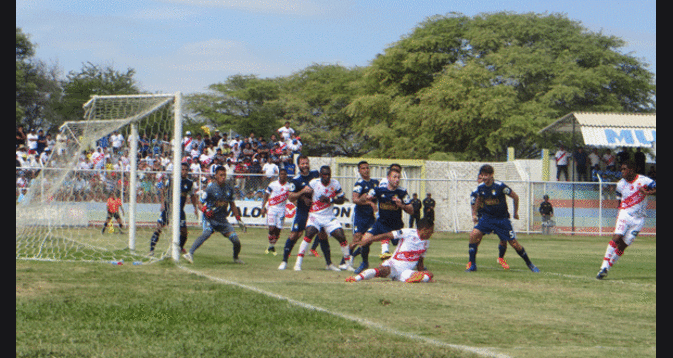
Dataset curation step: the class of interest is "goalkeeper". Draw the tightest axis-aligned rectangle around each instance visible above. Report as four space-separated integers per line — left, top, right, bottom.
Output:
183 166 246 264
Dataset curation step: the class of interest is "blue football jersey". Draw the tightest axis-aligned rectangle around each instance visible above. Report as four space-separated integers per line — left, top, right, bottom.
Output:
368 185 411 229
353 178 380 218
289 170 320 215
475 181 512 219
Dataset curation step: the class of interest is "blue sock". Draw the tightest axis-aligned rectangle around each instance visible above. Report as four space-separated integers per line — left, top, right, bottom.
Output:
282 238 296 262
319 238 331 265
498 243 507 258
361 245 370 264
468 243 478 265
516 248 532 266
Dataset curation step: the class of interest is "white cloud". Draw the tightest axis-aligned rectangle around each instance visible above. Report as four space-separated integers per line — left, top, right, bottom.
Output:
158 0 327 16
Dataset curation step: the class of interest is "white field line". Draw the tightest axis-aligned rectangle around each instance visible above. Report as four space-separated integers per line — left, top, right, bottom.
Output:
427 259 656 288
178 265 512 358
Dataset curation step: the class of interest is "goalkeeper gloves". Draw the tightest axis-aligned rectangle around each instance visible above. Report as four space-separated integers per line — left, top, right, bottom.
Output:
236 215 247 233
202 205 214 219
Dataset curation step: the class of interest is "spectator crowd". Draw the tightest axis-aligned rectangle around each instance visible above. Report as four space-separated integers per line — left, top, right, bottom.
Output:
16 123 304 204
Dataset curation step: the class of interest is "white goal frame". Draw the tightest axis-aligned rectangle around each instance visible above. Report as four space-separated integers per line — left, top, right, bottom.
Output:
81 93 184 261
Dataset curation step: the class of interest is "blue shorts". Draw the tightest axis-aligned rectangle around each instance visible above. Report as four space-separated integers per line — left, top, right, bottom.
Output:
291 211 309 232
158 209 187 228
367 221 403 245
474 216 516 241
353 214 376 234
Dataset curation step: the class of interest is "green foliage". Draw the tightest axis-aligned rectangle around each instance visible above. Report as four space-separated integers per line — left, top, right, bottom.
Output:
346 12 655 160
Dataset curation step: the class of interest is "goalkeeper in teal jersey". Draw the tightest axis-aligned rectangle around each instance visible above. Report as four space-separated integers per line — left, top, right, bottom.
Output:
183 166 246 264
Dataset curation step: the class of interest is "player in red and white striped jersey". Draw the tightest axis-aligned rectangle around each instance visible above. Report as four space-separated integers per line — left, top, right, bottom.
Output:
346 218 434 283
293 165 352 271
261 168 291 255
597 160 656 279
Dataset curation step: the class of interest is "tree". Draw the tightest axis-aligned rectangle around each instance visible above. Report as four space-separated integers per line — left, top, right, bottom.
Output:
58 62 140 122
346 12 656 160
185 74 283 138
277 64 365 156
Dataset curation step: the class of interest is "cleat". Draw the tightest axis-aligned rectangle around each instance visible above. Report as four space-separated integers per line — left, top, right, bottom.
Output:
596 268 608 280
380 251 392 260
265 248 270 254
405 271 426 283
497 257 510 270
325 264 341 271
267 247 277 256
293 263 302 271
353 262 369 274
465 261 477 272
278 261 287 270
345 276 357 283
233 258 245 264
182 253 193 264
338 257 354 271
528 263 540 273
310 249 320 257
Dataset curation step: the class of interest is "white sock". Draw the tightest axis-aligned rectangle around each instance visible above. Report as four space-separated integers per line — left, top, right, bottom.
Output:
601 242 617 270
295 238 311 267
356 268 377 281
340 242 350 262
608 249 624 269
381 242 389 254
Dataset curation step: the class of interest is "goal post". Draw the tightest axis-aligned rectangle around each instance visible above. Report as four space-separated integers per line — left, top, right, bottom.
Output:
16 92 185 263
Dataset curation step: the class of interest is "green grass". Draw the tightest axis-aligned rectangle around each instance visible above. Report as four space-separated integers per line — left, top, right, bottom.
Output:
16 228 656 358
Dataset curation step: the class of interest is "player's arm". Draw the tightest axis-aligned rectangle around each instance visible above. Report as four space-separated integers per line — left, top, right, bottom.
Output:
639 181 656 195
361 231 395 247
260 191 270 215
330 193 346 205
507 190 519 219
416 257 425 271
190 192 200 216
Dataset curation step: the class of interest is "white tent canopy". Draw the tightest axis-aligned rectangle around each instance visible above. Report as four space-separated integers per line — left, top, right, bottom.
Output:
538 112 656 149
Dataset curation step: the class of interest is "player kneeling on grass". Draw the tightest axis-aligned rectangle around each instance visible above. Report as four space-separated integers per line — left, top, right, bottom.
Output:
346 218 434 283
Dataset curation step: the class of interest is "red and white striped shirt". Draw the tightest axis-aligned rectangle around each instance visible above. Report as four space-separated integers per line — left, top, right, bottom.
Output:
616 174 655 218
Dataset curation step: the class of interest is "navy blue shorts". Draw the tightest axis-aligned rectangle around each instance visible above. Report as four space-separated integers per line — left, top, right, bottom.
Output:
353 214 376 234
291 211 309 232
158 209 187 228
474 216 516 241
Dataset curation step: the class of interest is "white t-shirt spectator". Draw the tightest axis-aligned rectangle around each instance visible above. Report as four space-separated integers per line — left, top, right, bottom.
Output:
277 126 295 143
263 162 279 179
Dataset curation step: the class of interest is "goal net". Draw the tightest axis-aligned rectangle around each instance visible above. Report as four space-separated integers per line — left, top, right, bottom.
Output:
16 93 184 264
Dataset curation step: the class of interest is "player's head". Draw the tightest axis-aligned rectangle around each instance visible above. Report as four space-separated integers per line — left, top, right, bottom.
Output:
386 168 401 189
214 165 227 185
620 160 637 180
297 155 310 174
417 218 434 239
389 163 402 172
357 160 370 179
479 164 495 184
278 168 288 183
543 194 549 201
319 165 331 184
181 162 189 177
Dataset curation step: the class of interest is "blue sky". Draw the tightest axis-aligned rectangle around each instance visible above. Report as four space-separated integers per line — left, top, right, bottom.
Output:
17 0 656 95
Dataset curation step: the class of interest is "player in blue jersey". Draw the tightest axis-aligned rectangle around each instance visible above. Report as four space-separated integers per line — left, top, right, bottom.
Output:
353 167 413 274
183 166 246 264
467 164 539 272
148 163 200 256
377 163 403 259
345 161 379 272
278 155 332 270
470 172 509 270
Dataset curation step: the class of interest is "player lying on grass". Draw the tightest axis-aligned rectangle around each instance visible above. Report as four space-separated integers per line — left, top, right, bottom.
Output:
346 218 434 283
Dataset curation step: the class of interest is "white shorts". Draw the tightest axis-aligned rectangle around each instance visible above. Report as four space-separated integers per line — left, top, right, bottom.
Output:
614 210 645 246
381 258 419 281
266 207 286 229
307 213 342 234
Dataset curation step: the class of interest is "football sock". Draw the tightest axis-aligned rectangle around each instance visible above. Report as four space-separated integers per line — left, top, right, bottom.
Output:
351 247 361 258
296 237 311 258
282 238 296 262
319 238 332 265
498 243 507 258
608 249 624 269
150 231 160 251
515 247 532 266
361 244 370 264
179 234 187 249
339 241 351 262
381 240 389 254
468 243 478 264
601 240 618 270
356 268 377 281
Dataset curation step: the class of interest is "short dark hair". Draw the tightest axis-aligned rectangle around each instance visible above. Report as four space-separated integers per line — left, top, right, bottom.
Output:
215 165 227 174
296 154 309 165
357 160 368 169
389 163 402 171
622 160 637 171
479 164 494 175
387 167 401 177
417 218 433 229
320 165 331 173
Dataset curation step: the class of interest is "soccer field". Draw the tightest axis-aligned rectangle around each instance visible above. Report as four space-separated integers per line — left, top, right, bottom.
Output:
16 228 656 358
